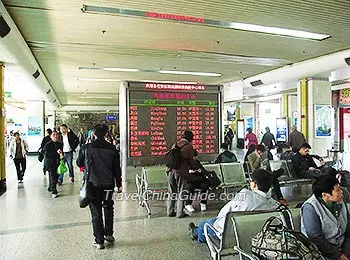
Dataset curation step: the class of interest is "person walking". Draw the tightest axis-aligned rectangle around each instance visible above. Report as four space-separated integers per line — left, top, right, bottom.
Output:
76 124 122 249
224 128 234 150
43 130 63 198
9 132 29 183
39 128 53 175
244 127 258 149
58 124 79 184
289 125 306 153
261 127 276 150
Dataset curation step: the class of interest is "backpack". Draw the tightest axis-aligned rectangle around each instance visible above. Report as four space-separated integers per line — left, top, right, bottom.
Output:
202 171 221 189
164 143 187 170
251 216 325 260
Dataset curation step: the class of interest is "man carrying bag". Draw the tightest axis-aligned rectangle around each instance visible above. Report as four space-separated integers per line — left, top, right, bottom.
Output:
76 124 122 250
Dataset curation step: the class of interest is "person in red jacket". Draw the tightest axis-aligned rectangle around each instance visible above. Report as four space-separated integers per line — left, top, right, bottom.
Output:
245 128 258 149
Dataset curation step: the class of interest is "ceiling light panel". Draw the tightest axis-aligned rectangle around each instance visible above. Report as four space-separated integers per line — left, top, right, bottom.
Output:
82 5 330 40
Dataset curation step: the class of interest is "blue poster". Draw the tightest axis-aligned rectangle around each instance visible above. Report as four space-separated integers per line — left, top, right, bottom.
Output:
28 116 42 136
244 116 254 131
276 118 288 142
315 105 332 137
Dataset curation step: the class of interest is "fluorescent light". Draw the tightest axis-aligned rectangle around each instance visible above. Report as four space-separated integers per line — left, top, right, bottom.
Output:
104 68 139 72
230 22 330 40
158 70 221 77
78 78 121 82
82 5 330 41
78 96 116 99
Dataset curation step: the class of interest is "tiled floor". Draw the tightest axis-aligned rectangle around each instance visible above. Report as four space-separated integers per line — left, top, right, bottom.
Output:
0 156 224 260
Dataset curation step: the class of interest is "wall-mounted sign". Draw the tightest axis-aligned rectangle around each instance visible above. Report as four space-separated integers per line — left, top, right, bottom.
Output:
145 83 206 91
244 116 254 131
315 105 332 137
105 115 118 121
339 88 350 108
276 118 288 142
4 91 12 98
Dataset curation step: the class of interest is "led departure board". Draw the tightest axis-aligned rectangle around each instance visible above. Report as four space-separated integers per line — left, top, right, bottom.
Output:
128 83 220 159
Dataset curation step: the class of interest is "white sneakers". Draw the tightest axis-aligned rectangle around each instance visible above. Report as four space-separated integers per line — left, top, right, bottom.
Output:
52 193 58 198
93 241 105 249
185 204 207 212
185 205 195 212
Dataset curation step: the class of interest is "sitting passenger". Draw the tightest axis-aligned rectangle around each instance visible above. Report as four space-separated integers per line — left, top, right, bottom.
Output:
280 143 295 161
292 143 320 179
188 169 281 243
243 144 256 172
247 144 287 205
184 150 210 212
214 143 238 163
301 174 350 260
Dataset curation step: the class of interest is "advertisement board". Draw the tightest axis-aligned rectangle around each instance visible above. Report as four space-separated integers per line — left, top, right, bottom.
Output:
315 105 332 137
276 118 288 142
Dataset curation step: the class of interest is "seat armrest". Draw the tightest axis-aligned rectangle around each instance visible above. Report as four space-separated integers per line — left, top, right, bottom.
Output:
234 246 259 260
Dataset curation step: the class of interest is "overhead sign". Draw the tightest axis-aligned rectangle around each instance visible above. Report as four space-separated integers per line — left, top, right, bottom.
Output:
4 91 12 98
105 115 117 121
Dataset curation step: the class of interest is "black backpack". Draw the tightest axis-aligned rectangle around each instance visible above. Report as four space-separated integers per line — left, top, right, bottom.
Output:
164 143 187 170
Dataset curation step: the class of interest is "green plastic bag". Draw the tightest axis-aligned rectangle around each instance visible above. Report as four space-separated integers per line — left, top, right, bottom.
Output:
57 159 68 175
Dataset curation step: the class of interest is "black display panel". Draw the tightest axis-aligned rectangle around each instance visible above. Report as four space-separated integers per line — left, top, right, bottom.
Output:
128 83 220 158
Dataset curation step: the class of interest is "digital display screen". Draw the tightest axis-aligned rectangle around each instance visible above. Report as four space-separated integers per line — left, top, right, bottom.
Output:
128 84 220 158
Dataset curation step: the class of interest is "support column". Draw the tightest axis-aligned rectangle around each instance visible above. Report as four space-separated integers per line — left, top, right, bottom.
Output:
0 64 5 194
299 79 308 139
42 101 45 135
282 94 289 118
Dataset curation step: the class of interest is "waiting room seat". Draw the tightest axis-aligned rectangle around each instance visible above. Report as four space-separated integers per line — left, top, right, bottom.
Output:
204 210 293 260
139 166 168 215
269 160 291 181
220 163 248 192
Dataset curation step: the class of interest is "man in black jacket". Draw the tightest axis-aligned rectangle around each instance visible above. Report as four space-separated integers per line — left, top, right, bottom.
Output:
215 143 238 163
76 124 122 249
40 128 53 175
58 124 79 183
292 143 320 179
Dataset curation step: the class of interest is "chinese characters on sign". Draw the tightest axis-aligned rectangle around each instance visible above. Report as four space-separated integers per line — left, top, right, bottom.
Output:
128 87 219 158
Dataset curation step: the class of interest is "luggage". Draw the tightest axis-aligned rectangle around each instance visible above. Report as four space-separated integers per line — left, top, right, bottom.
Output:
252 216 325 260
202 171 221 189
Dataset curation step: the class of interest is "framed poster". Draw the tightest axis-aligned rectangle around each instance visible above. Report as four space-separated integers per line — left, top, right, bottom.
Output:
276 118 288 142
315 105 332 137
244 116 254 131
237 120 245 139
28 116 42 136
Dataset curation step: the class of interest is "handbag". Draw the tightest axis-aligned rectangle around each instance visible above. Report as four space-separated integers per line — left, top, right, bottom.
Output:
57 159 68 175
79 146 93 208
252 216 325 260
202 170 222 189
37 149 44 162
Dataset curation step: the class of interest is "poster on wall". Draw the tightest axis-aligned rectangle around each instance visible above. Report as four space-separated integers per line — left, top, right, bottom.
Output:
244 116 254 131
339 88 350 108
315 105 332 137
226 104 236 121
237 120 245 139
276 118 288 142
28 116 42 136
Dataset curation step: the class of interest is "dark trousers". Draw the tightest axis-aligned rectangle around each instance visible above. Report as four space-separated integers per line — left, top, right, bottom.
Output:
167 172 188 218
48 168 58 194
13 158 26 181
185 175 209 205
271 168 284 200
89 188 114 244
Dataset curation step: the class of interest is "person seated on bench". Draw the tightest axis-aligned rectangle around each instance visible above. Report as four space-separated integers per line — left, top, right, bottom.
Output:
243 144 256 173
214 143 238 163
247 144 287 206
292 143 320 179
301 174 350 260
280 143 295 161
184 149 210 212
188 169 280 243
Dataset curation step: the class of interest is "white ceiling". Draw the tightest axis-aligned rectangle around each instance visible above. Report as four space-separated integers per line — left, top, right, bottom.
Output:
2 0 350 108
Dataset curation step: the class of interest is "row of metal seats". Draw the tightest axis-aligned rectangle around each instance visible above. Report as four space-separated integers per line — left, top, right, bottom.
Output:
269 160 312 185
204 208 305 260
135 163 248 216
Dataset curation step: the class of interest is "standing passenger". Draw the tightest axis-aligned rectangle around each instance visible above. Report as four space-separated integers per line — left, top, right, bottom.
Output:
167 130 195 218
244 127 258 149
9 132 29 183
289 125 306 153
58 124 79 184
43 131 63 198
76 124 122 249
261 127 276 150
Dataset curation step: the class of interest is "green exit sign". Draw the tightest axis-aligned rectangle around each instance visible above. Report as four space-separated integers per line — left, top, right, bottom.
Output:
4 92 12 98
